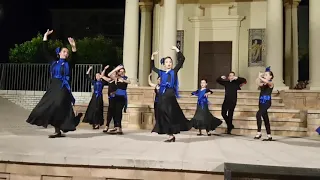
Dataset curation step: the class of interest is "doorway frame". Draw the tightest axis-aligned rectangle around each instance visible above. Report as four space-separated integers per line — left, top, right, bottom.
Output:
189 4 244 89
198 41 233 89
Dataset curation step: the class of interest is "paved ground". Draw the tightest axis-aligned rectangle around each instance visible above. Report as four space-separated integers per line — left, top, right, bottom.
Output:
0 97 320 173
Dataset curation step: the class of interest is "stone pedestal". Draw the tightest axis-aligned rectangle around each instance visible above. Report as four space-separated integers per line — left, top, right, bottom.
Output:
266 0 288 90
138 2 153 86
123 0 139 85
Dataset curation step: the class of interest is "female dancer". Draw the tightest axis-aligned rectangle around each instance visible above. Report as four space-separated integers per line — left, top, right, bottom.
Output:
148 73 160 133
82 66 110 129
26 29 82 138
103 69 118 133
254 66 274 141
108 65 131 134
191 78 222 136
151 46 192 142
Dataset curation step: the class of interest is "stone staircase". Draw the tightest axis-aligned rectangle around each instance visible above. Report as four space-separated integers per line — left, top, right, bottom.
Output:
0 94 42 111
74 88 308 137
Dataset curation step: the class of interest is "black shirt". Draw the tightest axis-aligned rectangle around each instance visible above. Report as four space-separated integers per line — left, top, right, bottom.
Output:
216 77 247 101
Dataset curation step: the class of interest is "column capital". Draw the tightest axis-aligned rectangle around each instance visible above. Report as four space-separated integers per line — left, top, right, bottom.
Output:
139 2 153 12
284 0 301 8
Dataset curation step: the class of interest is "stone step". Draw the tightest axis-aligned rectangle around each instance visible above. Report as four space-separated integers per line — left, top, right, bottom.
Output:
74 103 301 119
130 101 284 109
178 95 283 104
177 90 281 97
182 107 301 119
185 115 304 127
214 125 307 137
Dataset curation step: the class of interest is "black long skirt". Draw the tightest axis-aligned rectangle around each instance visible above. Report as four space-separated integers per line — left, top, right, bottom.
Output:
192 104 222 131
155 88 192 134
82 94 104 126
151 102 159 132
26 78 79 132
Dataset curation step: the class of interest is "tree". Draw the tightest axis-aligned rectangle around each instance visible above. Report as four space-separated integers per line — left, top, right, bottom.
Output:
9 33 63 63
75 35 120 66
9 34 121 65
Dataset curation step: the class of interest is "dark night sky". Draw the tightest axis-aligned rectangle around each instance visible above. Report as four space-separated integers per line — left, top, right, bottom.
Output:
0 0 125 62
0 0 309 62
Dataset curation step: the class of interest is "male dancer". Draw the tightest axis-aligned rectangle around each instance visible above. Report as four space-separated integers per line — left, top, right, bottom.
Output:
216 72 247 134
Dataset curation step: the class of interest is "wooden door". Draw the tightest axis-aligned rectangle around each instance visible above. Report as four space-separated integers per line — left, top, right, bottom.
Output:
198 41 232 89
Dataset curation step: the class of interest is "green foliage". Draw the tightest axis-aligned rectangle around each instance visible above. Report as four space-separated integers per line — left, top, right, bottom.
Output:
75 35 119 65
9 33 63 63
9 34 122 65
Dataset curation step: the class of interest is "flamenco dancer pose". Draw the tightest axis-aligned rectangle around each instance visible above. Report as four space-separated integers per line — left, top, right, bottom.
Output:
103 69 118 133
83 66 110 129
107 65 131 134
254 67 274 141
148 73 160 133
26 29 82 138
191 79 222 136
151 46 192 142
216 72 247 134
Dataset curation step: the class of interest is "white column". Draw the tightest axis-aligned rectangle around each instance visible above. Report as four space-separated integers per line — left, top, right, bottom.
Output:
284 2 292 87
309 0 320 89
123 0 139 85
292 0 300 87
162 0 177 64
266 0 288 89
138 2 153 86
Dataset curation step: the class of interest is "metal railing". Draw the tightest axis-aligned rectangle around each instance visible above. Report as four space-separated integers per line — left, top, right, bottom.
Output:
0 63 102 92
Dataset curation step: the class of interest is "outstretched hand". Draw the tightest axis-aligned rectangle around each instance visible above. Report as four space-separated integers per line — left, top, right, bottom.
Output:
44 29 53 37
171 46 179 52
152 51 159 56
68 37 76 47
151 51 159 60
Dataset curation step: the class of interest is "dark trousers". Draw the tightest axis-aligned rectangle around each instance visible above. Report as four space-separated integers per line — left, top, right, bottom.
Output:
221 100 237 131
106 98 115 127
114 96 126 128
256 102 271 134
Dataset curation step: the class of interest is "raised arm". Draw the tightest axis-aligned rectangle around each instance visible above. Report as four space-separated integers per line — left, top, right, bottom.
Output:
148 73 157 87
216 76 227 86
100 65 111 82
173 46 185 72
259 74 274 88
108 65 123 81
151 51 160 74
67 37 77 68
101 65 109 77
86 66 94 85
256 72 264 87
42 29 55 63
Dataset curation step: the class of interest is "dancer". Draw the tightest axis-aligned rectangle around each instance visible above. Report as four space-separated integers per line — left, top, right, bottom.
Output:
103 68 118 133
26 29 82 138
254 67 274 141
148 73 160 133
82 66 110 129
191 79 223 136
151 46 192 142
216 72 247 134
107 65 130 134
